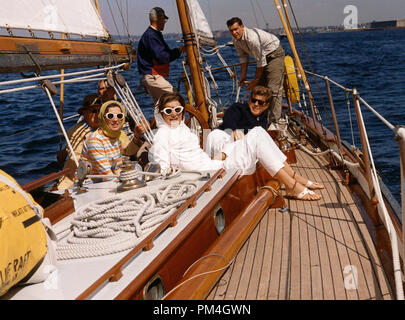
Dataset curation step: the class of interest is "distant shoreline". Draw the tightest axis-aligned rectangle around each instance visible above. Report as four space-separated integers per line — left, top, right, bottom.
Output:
314 27 405 34
125 26 405 41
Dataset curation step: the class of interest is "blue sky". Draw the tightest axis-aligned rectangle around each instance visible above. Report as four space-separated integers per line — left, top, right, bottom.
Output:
98 0 405 35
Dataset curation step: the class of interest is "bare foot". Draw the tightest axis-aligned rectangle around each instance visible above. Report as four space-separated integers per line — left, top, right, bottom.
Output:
305 180 324 190
285 182 322 201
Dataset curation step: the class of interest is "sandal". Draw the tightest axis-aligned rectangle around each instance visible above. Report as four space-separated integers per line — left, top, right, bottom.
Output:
286 187 322 201
305 180 324 190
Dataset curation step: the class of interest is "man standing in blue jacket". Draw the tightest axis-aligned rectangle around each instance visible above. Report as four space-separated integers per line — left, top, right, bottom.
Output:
137 7 185 107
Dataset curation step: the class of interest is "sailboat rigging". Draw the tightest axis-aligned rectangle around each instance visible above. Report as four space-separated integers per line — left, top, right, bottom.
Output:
1 0 405 301
0 0 135 73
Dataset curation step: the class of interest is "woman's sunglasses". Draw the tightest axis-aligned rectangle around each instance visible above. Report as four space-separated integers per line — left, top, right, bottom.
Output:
161 106 184 116
105 112 124 120
250 97 267 106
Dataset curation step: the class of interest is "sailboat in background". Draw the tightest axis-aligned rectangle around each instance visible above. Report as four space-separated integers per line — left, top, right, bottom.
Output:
1 0 405 301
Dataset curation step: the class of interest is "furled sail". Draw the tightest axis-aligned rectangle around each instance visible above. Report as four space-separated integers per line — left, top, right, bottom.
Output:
186 0 217 47
0 0 109 38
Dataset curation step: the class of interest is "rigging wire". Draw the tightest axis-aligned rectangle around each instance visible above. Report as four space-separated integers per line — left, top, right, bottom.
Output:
285 0 333 130
255 0 270 30
171 0 182 36
205 0 213 33
126 0 129 38
345 91 356 147
249 0 260 29
106 0 123 42
114 0 133 43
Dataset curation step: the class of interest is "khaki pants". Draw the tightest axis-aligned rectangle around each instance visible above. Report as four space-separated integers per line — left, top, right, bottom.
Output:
258 45 285 124
142 74 175 107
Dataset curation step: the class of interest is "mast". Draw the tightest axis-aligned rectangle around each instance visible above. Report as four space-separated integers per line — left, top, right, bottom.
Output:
274 0 318 129
94 0 100 13
175 0 209 123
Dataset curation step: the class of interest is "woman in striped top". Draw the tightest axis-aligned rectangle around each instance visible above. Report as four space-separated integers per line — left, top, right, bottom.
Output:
81 101 144 178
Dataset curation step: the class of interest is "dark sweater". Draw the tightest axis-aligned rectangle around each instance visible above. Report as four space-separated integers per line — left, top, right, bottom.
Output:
137 27 181 76
219 102 269 134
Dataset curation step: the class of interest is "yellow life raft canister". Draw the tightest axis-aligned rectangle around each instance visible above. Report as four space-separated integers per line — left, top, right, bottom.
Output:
0 170 48 296
284 55 300 104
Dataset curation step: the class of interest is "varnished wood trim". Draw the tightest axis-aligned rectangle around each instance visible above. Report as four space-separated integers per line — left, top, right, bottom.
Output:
22 168 71 192
112 170 240 300
291 110 337 142
76 169 234 300
44 196 75 225
165 180 281 299
184 104 210 130
0 36 135 73
0 36 132 56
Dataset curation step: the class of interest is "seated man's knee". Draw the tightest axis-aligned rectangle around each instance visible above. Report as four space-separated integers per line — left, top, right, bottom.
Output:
246 126 268 139
205 129 232 156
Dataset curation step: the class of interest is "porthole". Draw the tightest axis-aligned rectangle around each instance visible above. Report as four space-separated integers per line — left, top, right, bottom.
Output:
213 205 225 235
143 274 165 300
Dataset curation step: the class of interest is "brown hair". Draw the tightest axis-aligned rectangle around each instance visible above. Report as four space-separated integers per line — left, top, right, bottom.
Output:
157 92 186 114
78 94 101 115
226 17 243 27
251 86 271 103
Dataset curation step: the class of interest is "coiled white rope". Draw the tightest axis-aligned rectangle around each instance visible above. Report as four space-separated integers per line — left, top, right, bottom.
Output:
56 180 199 260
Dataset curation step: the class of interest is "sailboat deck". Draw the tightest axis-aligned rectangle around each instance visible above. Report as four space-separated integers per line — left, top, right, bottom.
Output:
207 148 393 300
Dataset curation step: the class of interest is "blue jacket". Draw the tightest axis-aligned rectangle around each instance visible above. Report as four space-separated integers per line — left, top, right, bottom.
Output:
137 27 181 77
219 102 269 134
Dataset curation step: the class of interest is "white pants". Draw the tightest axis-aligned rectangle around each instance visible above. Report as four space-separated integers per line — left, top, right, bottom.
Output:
205 129 233 159
216 127 287 176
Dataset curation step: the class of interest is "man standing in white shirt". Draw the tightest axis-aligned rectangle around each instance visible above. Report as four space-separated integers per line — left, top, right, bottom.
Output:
227 17 285 126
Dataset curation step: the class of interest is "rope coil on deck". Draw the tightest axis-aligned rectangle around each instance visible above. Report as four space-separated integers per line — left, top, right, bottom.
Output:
56 179 200 260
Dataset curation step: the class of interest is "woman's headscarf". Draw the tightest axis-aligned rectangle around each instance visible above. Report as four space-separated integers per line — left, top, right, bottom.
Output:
98 100 126 139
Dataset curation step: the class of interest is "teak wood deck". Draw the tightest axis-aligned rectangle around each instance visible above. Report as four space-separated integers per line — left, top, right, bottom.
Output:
207 148 393 300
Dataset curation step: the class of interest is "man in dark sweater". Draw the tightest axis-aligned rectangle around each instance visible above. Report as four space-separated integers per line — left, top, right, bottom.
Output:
137 7 185 106
205 86 272 158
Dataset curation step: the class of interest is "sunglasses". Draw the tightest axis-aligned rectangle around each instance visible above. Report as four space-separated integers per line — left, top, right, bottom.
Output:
161 106 184 116
250 97 267 106
105 112 124 120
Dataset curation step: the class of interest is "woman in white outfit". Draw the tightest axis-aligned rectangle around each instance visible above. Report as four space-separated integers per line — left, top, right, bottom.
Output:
151 92 323 200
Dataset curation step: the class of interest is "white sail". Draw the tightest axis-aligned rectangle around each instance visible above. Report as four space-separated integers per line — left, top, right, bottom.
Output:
187 0 217 47
0 0 109 38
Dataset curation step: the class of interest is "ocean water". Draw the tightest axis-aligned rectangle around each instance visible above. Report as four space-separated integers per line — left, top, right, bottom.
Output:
0 29 404 204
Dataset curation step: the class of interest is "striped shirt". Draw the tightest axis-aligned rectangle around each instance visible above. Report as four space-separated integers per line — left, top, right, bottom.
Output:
233 26 280 68
81 129 123 176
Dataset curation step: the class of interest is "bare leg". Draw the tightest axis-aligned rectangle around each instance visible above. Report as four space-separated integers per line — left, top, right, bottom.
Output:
281 161 324 190
273 167 321 201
